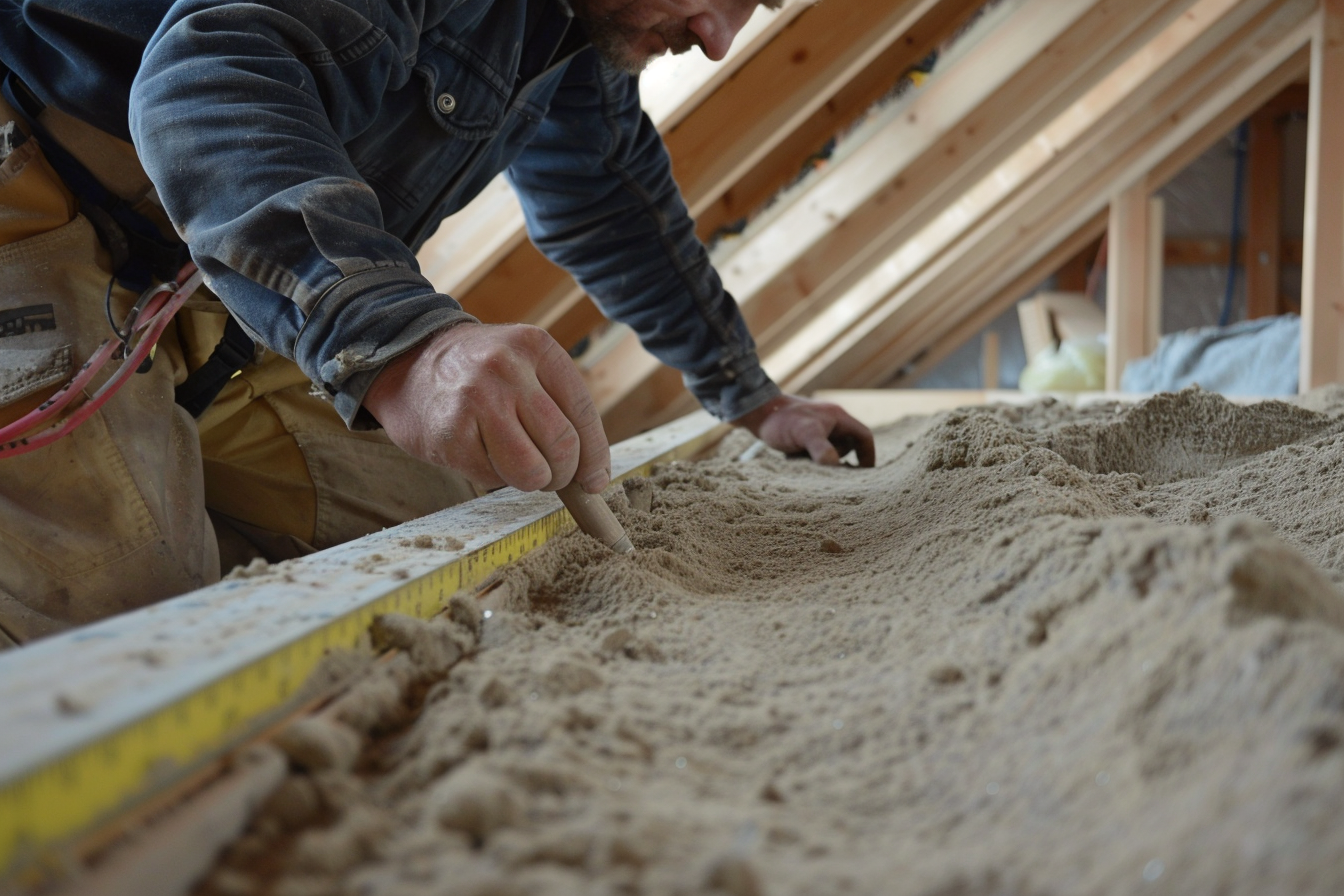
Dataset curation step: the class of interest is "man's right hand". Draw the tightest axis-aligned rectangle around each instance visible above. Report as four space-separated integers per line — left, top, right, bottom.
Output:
362 322 611 494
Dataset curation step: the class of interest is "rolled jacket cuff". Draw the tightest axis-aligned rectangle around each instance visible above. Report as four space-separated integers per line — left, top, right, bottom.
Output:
293 267 478 428
688 357 781 422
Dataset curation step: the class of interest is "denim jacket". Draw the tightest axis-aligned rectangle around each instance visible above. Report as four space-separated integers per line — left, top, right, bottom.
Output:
0 0 779 426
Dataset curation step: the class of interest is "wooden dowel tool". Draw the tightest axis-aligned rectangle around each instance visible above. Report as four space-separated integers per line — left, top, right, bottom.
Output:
557 481 634 554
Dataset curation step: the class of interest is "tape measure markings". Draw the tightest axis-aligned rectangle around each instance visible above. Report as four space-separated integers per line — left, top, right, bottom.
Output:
0 412 723 881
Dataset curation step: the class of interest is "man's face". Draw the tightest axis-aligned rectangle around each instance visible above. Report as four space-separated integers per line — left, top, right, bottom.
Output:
569 0 784 74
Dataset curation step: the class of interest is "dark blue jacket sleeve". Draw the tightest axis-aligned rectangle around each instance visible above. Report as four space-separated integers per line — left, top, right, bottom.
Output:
505 52 779 422
130 0 476 426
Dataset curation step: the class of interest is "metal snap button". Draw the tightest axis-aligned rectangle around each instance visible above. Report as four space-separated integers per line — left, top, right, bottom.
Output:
436 93 457 115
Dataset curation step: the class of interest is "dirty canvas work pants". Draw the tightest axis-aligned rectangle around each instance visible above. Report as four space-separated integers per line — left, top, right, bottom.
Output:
0 97 478 647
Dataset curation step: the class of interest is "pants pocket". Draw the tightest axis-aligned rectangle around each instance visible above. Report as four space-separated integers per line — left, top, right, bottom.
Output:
0 216 217 632
0 216 159 577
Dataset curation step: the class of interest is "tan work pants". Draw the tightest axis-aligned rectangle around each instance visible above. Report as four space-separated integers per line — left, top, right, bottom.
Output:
0 98 478 647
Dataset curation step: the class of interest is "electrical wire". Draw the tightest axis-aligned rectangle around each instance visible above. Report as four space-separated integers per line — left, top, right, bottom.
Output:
0 263 204 457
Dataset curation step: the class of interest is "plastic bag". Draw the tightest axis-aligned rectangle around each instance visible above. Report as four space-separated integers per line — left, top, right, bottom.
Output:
1018 338 1106 392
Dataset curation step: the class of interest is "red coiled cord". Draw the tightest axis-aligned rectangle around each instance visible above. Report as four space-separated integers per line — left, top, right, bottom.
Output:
0 262 204 457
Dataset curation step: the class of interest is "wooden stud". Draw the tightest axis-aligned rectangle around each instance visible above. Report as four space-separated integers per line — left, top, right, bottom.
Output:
1246 103 1286 318
981 331 1000 389
839 42 1311 394
1106 183 1153 390
1300 0 1344 390
1147 196 1167 354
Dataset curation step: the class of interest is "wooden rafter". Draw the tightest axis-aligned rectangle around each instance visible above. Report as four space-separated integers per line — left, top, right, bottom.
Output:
884 31 1306 388
775 0 1314 394
734 0 1200 350
586 0 1207 430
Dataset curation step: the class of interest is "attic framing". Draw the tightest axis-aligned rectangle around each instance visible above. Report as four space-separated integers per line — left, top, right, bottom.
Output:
413 0 1344 438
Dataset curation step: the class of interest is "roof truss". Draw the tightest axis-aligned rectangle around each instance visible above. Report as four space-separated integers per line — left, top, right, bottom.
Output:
412 0 1340 439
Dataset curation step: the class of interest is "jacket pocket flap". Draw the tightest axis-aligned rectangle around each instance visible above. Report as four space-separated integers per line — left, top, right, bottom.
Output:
415 43 509 140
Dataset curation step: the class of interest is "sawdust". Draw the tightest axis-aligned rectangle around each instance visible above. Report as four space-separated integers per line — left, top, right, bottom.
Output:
201 387 1344 896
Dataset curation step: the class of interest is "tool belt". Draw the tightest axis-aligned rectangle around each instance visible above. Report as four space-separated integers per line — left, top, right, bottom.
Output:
1 68 253 419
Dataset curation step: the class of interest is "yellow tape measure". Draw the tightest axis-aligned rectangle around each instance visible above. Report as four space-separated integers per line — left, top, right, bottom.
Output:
0 509 570 885
0 428 718 886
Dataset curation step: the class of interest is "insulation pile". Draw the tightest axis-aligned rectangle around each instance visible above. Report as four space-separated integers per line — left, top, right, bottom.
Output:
202 387 1344 896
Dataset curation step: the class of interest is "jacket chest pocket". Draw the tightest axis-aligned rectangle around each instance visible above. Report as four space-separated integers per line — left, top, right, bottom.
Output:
344 44 511 219
414 41 510 141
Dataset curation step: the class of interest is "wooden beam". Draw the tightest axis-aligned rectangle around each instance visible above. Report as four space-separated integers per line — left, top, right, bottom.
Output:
587 0 1202 418
539 0 985 357
1162 235 1303 266
981 331 1000 389
1148 197 1167 351
692 0 985 243
730 0 1199 349
1106 187 1163 389
847 39 1311 394
1246 104 1286 318
1301 0 1344 390
878 41 1311 393
531 0 983 353
892 31 1311 389
778 0 1314 393
772 0 1304 388
667 0 962 219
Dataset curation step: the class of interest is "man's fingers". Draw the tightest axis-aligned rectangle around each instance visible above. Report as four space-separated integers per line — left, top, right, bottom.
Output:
478 403 554 492
516 388 582 491
804 431 841 466
533 339 610 493
833 411 877 467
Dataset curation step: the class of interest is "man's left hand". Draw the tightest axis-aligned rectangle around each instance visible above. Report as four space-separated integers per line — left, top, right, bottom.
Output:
733 394 876 467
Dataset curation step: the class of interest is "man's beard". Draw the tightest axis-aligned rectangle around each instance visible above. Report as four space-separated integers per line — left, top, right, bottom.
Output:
569 1 701 74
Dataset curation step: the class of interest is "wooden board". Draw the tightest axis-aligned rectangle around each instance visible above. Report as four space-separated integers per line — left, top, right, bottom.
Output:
583 0 1205 425
773 0 1314 394
1300 0 1344 390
